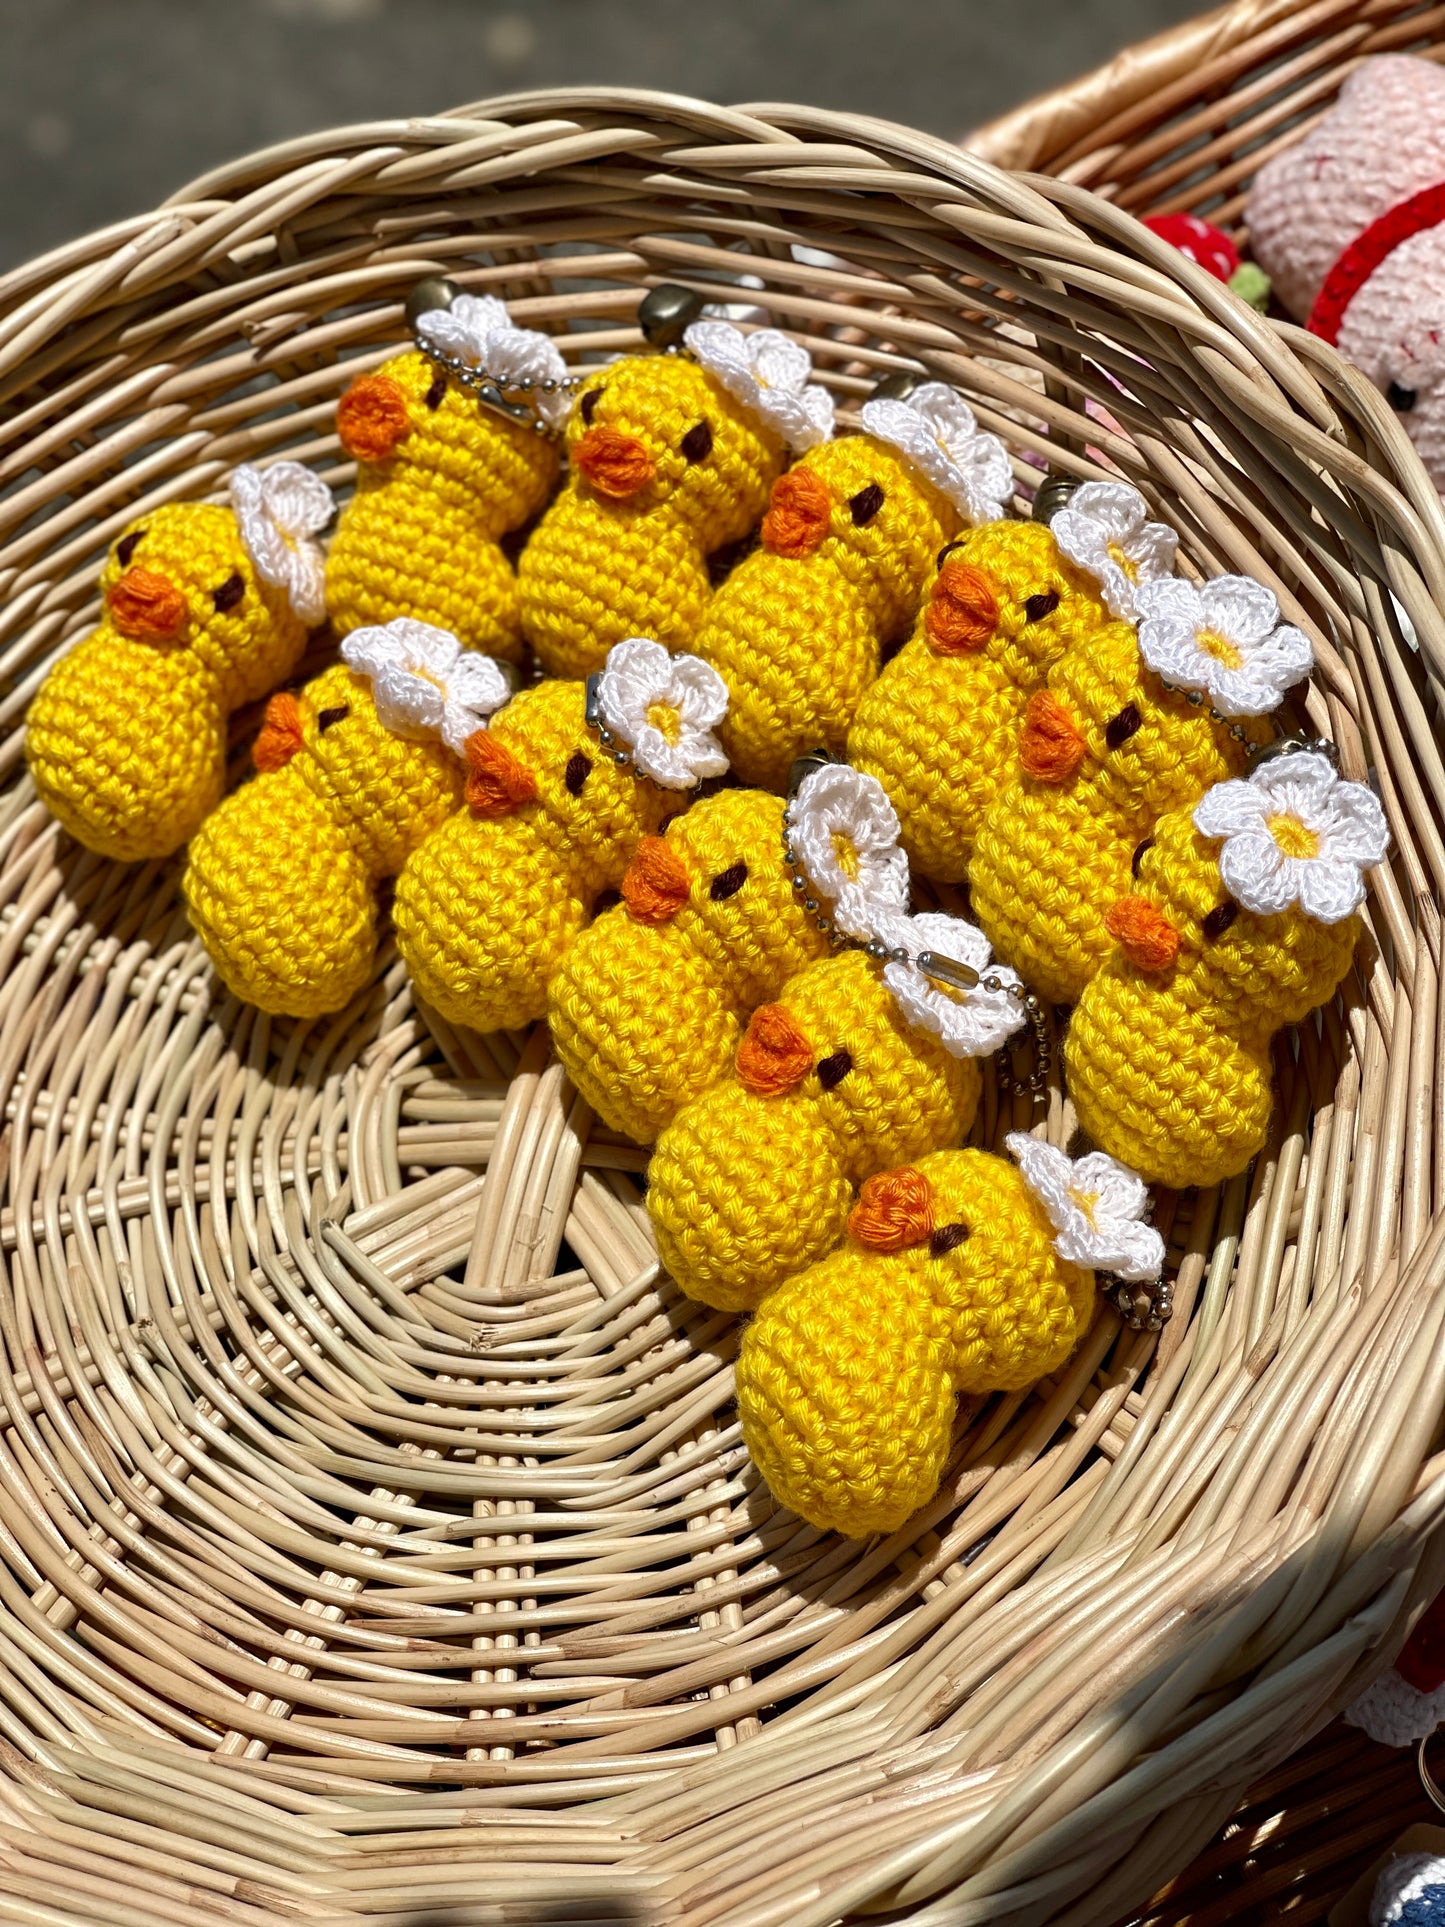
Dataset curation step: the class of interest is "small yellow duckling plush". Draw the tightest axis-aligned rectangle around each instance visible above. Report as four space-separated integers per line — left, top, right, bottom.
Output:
184 618 506 1016
1067 750 1387 1189
546 786 832 1143
25 463 333 860
646 894 1027 1312
737 1137 1163 1536
691 381 1013 790
518 292 832 678
968 548 1317 1006
846 515 1113 880
325 287 565 663
394 637 728 1033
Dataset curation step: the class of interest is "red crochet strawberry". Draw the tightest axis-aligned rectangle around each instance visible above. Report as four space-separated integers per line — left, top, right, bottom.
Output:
1144 212 1271 310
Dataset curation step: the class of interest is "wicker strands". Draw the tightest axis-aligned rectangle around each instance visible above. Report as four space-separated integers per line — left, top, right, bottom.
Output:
1 81 1445 1927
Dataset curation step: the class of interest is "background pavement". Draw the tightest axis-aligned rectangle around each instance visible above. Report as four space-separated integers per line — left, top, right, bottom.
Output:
0 0 1206 270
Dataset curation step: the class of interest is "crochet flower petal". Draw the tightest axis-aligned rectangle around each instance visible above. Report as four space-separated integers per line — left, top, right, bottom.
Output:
340 617 504 752
1296 853 1368 923
1007 1133 1163 1282
415 293 513 363
861 382 1013 525
1200 574 1280 645
877 911 1024 1058
415 296 571 429
1318 777 1390 867
1137 571 1313 717
230 460 335 625
787 764 908 938
595 637 730 789
1051 480 1178 621
669 653 731 732
684 319 835 450
1193 778 1268 840
1198 751 1386 921
1217 830 1295 916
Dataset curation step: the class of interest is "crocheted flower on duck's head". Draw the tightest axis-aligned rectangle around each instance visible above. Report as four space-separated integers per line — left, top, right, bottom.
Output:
230 461 335 626
684 320 835 451
860 382 1014 526
594 636 730 789
413 291 572 431
1136 575 1314 717
1006 1133 1164 1282
1050 480 1178 621
786 762 910 941
873 909 1025 1056
340 617 511 754
1192 749 1389 922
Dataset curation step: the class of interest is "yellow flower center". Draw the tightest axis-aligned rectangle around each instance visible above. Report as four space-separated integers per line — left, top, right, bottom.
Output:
832 832 861 881
1196 627 1243 670
1267 812 1319 860
646 699 682 745
1069 1186 1101 1229
1106 541 1140 583
410 664 448 692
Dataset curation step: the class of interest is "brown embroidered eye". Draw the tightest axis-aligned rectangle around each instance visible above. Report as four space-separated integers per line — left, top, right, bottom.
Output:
681 420 713 463
1131 836 1154 879
816 1049 852 1090
424 372 447 411
929 1222 969 1258
580 387 604 425
317 705 349 733
1024 590 1060 623
1202 899 1238 941
1106 703 1143 749
591 887 621 918
849 483 886 527
936 537 968 570
709 861 747 900
212 573 245 613
565 750 592 795
116 530 145 567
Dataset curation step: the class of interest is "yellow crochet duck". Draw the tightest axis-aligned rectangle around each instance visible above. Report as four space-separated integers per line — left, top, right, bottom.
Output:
1067 750 1386 1189
184 618 503 1017
325 286 564 663
737 1137 1163 1536
693 379 1013 791
518 294 832 679
25 464 332 860
394 637 728 1033
846 517 1113 881
546 787 832 1143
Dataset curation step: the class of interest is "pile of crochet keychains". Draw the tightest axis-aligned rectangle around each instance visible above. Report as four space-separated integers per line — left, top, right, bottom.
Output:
26 281 1390 1540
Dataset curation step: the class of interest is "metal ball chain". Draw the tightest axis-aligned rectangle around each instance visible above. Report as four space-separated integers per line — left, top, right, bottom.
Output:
1107 1273 1174 1332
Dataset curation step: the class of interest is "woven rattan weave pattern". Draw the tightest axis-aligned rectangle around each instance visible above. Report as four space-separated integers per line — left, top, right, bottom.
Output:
0 83 1444 1926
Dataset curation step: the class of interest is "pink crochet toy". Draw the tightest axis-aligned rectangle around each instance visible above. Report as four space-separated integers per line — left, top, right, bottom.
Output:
1247 54 1445 490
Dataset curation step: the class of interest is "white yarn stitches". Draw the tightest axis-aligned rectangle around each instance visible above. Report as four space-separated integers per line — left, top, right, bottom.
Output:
860 382 1013 525
230 461 334 625
683 320 834 450
594 637 730 790
1006 1134 1165 1282
340 618 511 753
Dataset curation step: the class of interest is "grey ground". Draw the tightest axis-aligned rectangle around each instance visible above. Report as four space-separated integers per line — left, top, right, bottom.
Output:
0 0 1205 271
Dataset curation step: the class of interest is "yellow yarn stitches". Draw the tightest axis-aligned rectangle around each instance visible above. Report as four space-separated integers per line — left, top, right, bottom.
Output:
394 678 675 1033
326 349 559 663
691 438 960 791
26 504 308 861
736 1149 1093 1536
547 789 830 1143
184 662 462 1016
646 947 980 1312
1066 803 1359 1189
969 622 1265 1007
517 354 786 679
848 520 1111 881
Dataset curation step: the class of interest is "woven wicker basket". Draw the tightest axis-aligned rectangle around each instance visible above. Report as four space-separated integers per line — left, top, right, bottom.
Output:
3 82 1445 1927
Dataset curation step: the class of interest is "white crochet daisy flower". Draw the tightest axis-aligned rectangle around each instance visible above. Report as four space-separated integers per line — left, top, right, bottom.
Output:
594 637 729 790
1050 480 1179 621
1192 750 1388 923
229 461 334 626
1006 1133 1164 1282
787 763 910 941
860 382 1013 525
1136 574 1314 717
684 319 835 450
871 909 1025 1057
413 292 571 431
340 618 511 754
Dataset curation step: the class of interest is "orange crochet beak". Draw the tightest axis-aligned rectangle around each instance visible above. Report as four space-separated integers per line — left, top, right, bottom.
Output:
253 691 306 773
337 374 412 463
107 567 189 643
573 425 656 500
1105 895 1180 973
849 1166 934 1251
761 466 832 558
622 837 690 924
737 1003 814 1096
1020 690 1087 784
926 557 1000 655
465 731 539 817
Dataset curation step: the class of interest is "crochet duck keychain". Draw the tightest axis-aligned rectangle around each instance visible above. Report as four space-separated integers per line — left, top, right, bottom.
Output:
518 288 832 678
1067 747 1388 1188
25 462 333 860
689 379 1013 790
184 619 508 1017
736 1137 1164 1536
393 637 727 1033
325 283 567 662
